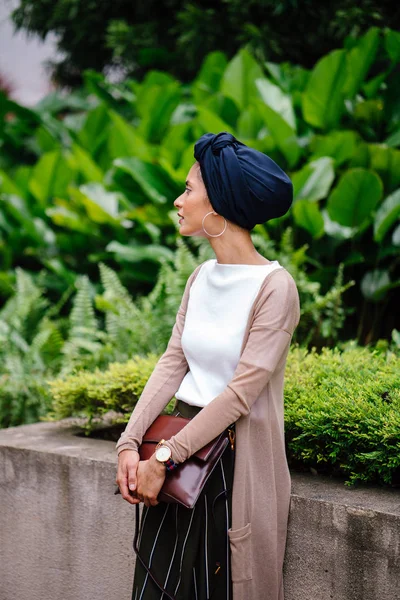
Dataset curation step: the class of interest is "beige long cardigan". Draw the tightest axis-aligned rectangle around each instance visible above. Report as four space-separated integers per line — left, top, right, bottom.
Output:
116 260 301 600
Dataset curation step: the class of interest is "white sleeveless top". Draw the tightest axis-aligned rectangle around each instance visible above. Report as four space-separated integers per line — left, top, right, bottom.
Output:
175 258 282 408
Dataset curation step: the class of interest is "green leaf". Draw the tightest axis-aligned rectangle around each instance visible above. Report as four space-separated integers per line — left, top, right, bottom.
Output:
78 183 121 223
236 106 264 139
108 111 153 162
302 49 348 130
256 101 300 167
264 62 310 95
327 168 383 227
202 94 239 128
1 195 43 242
255 78 296 129
196 107 234 136
392 223 400 246
385 28 400 63
322 209 355 241
310 130 358 166
113 157 177 204
368 144 400 192
373 188 400 242
46 205 94 234
343 27 380 98
362 70 390 99
292 157 335 202
28 151 74 207
77 104 110 155
136 80 181 144
293 200 324 238
106 241 174 264
385 129 400 148
361 269 391 302
0 170 23 196
70 144 104 182
220 48 264 110
192 51 228 104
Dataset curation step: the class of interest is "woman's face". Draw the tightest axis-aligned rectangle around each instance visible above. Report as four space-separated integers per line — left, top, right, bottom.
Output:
173 162 215 238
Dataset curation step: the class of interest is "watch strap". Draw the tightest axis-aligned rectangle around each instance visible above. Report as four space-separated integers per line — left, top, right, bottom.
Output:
155 440 178 471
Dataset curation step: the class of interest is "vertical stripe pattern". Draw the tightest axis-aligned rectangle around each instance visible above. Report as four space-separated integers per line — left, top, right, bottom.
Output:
131 435 235 600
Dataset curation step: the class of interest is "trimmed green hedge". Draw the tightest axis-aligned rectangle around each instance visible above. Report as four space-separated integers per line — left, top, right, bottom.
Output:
284 343 400 486
47 343 400 486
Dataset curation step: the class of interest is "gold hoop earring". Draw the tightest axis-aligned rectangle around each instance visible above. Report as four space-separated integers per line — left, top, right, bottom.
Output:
202 212 227 237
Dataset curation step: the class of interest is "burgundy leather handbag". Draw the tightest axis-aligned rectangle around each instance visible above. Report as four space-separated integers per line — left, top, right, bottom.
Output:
138 413 232 508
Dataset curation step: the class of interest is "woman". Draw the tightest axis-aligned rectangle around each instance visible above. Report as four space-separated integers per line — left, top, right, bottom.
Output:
116 132 301 600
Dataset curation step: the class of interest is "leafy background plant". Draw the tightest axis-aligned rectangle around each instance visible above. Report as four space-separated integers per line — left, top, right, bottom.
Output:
0 237 355 428
1 28 399 345
1 22 399 489
46 342 400 487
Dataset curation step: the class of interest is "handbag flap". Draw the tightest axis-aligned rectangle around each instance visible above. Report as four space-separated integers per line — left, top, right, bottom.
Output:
142 414 225 462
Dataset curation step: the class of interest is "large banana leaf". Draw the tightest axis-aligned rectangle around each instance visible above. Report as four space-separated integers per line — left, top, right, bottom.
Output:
367 144 400 192
106 241 174 264
292 157 335 202
256 78 296 129
135 76 181 144
69 144 104 183
310 130 358 166
302 50 347 130
373 188 400 242
343 27 380 98
113 157 180 205
108 112 153 162
361 269 400 302
192 52 228 104
385 28 400 63
293 199 324 238
327 168 383 227
196 107 234 136
28 151 75 207
220 49 264 110
256 101 300 168
76 104 111 158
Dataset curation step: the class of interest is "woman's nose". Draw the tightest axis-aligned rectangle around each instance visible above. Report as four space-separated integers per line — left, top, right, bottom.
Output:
174 195 183 208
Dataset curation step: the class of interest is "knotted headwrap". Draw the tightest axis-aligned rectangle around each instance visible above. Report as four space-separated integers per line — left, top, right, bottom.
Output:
194 132 293 230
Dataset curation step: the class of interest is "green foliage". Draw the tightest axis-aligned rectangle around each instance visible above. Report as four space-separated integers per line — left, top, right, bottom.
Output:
1 30 399 346
47 354 160 428
0 269 63 427
46 342 400 486
284 343 400 486
10 1 400 87
250 227 356 347
0 234 356 427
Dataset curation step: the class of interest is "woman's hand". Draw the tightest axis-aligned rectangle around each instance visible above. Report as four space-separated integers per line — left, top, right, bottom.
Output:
136 454 167 507
116 449 141 505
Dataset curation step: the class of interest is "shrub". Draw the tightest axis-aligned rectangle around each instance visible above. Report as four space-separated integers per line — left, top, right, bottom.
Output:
285 342 400 486
46 342 400 486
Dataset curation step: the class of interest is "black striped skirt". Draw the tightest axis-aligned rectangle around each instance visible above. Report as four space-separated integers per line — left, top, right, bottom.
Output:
131 400 235 600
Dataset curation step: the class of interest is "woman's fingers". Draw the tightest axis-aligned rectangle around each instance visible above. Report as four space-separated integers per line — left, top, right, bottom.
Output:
128 462 138 493
142 495 158 508
116 450 140 505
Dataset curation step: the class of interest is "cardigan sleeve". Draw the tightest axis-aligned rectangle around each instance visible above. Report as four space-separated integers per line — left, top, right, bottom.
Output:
163 269 300 464
115 262 204 455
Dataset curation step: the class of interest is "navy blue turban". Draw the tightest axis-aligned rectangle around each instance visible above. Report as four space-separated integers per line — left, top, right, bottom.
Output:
194 132 293 230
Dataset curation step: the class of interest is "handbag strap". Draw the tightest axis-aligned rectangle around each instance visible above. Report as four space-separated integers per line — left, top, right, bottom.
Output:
133 503 177 600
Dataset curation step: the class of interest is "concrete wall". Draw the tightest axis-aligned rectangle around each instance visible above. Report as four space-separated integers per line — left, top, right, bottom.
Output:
1 420 399 600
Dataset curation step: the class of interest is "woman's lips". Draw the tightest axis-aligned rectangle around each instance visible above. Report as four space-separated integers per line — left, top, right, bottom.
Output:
179 217 184 223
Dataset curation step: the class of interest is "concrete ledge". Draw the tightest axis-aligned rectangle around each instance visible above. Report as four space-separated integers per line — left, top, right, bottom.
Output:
1 420 399 600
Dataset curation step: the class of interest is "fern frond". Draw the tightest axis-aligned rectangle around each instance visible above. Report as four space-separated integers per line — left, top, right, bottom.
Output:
70 276 98 332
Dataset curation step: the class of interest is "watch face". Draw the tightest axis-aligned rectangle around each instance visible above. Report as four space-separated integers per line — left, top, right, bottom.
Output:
156 446 171 462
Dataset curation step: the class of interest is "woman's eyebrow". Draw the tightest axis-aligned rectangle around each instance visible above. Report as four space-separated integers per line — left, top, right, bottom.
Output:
185 179 193 187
